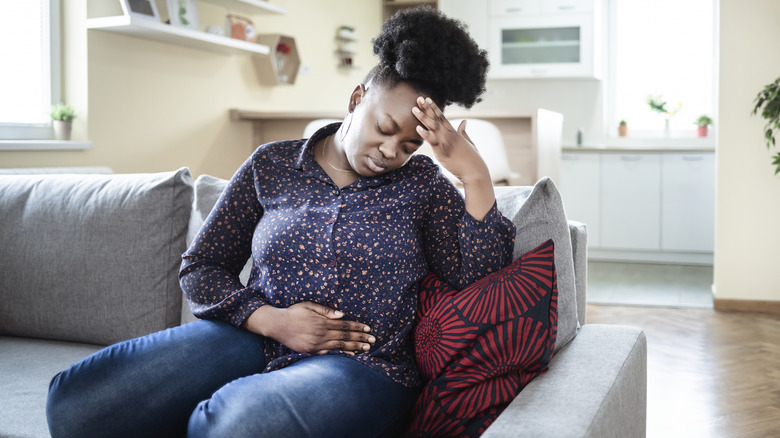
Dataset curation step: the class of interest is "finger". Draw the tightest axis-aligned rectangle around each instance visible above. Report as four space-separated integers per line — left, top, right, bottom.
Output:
330 319 372 334
305 302 344 319
323 339 372 353
423 97 447 123
330 329 376 344
457 119 474 144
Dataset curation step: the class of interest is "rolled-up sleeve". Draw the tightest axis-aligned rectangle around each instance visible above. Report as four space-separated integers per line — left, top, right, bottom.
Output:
422 174 516 290
179 155 268 326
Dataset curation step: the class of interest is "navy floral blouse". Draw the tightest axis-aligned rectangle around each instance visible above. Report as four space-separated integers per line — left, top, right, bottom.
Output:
179 123 516 387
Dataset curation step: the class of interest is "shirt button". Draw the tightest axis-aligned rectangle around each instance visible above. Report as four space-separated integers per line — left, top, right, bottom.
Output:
328 259 337 267
325 217 336 224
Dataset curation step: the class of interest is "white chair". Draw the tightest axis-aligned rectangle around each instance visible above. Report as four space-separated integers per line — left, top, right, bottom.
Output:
303 118 342 138
418 118 522 186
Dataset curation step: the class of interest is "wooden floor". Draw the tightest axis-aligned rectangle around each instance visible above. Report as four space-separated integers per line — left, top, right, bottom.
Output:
587 304 780 438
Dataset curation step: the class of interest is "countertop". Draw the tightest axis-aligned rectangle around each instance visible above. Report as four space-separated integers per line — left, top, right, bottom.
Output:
563 145 715 153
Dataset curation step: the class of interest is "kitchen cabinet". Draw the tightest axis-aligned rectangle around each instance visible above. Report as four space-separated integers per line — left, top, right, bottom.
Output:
600 153 661 250
439 0 489 50
560 149 715 264
440 0 602 79
661 153 715 252
560 152 601 246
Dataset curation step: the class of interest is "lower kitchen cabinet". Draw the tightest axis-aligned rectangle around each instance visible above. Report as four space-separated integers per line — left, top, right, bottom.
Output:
560 149 714 263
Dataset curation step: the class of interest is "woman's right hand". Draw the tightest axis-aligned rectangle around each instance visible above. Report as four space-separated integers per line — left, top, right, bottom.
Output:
242 302 375 355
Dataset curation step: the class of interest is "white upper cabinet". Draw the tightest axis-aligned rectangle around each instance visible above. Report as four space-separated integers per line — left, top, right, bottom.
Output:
441 0 602 79
489 13 597 78
490 0 541 16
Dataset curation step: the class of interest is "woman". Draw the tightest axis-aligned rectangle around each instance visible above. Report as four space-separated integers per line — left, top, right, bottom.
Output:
46 7 515 438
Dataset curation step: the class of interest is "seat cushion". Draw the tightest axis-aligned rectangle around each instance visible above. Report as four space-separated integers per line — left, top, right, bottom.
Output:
408 240 558 437
0 336 103 438
0 169 193 345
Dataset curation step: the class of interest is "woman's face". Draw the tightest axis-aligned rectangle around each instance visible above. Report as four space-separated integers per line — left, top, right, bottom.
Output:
341 82 426 176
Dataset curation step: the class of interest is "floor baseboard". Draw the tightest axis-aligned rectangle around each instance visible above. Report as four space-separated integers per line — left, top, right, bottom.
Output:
713 298 780 315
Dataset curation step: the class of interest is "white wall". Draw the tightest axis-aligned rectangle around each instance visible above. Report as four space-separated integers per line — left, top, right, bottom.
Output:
714 0 780 302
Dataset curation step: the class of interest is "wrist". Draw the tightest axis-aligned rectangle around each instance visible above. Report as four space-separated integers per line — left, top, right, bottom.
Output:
242 305 281 338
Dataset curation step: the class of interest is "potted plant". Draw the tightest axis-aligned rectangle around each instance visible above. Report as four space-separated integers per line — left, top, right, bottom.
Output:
695 114 713 137
618 120 628 137
647 95 682 136
50 103 76 141
752 76 780 175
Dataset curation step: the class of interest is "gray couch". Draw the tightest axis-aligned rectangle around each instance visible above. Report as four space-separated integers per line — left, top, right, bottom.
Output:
0 168 646 438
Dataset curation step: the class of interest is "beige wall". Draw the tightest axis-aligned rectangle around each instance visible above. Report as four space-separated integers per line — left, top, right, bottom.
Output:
714 0 780 302
0 0 382 179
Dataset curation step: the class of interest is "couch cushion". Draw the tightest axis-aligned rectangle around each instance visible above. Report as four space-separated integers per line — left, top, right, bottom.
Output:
0 336 103 438
408 240 558 437
494 178 578 352
0 169 193 345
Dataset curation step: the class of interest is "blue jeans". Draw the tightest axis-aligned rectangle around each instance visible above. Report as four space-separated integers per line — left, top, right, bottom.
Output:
46 320 419 438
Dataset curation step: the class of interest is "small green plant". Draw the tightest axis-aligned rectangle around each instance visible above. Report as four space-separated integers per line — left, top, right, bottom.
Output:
695 114 713 127
647 95 681 117
50 103 76 122
619 119 627 126
752 77 780 175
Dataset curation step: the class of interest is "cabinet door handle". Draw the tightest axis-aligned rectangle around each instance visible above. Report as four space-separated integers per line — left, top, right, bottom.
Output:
506 7 524 13
558 5 576 10
620 155 642 161
531 68 549 75
682 156 704 161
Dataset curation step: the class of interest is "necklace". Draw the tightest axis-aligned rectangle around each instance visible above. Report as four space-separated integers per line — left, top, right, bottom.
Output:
320 136 354 173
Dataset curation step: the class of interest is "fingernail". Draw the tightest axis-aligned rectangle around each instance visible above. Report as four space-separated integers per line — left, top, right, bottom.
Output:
425 97 433 104
364 326 371 332
368 336 376 343
412 107 420 113
363 344 370 351
334 311 344 317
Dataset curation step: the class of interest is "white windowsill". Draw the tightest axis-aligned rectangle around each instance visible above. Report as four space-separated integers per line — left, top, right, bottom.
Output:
0 140 92 151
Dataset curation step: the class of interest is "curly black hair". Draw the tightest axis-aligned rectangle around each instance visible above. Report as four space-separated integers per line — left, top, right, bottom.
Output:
366 6 489 110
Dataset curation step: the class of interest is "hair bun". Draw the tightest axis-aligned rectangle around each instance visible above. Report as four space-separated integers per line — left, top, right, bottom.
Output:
371 6 489 109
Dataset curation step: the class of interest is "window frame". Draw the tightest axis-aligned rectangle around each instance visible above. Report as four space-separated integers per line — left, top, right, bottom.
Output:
603 0 718 145
0 0 61 140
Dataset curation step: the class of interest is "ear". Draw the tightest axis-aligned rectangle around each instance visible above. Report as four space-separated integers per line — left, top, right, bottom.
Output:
348 84 366 113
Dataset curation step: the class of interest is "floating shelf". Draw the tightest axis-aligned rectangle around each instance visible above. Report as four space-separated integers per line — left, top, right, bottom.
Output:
87 15 270 55
253 34 300 85
199 0 288 15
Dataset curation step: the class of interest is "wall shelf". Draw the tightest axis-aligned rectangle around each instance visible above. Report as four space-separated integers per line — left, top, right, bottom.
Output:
199 0 288 15
87 15 271 55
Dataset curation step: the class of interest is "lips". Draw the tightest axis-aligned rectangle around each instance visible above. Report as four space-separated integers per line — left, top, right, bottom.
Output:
367 156 388 173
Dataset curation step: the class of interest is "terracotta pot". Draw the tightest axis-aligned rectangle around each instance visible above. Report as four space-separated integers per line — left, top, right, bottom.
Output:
697 125 708 137
618 124 628 137
53 120 72 141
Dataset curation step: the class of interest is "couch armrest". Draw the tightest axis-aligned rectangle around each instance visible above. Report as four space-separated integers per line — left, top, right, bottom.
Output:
483 324 647 438
568 221 588 326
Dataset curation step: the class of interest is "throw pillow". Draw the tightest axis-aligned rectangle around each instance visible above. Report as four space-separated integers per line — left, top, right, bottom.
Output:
494 178 577 353
407 239 558 438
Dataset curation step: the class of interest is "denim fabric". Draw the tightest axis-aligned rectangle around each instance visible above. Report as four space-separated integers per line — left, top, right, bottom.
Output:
46 320 418 438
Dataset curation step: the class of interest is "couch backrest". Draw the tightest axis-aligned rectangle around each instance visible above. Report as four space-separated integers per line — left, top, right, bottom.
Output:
0 168 193 345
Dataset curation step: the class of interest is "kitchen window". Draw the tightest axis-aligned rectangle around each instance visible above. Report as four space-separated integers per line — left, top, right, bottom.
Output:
606 0 716 139
0 0 61 140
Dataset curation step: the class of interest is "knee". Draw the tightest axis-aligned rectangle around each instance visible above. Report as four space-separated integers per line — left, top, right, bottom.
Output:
187 384 307 438
46 370 81 438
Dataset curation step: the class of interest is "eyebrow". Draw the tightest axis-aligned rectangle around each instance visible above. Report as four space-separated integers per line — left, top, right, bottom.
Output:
385 113 425 145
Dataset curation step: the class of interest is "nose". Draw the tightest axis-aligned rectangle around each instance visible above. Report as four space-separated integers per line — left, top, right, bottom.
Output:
378 141 398 160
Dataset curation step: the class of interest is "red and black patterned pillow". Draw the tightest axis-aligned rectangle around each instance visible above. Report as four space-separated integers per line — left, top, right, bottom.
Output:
407 239 558 438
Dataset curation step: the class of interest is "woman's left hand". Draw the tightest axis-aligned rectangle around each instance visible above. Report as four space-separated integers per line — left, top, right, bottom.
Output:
412 96 491 185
